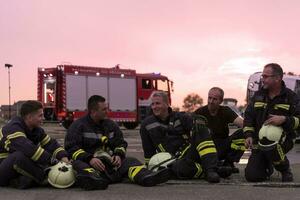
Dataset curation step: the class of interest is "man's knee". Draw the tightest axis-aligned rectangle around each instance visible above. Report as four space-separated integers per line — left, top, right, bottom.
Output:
244 164 267 182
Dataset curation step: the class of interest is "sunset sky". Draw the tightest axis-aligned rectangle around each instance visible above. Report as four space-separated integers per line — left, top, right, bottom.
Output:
1 0 300 108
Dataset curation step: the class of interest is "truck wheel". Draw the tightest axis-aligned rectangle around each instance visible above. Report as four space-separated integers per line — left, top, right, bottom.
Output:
123 122 138 130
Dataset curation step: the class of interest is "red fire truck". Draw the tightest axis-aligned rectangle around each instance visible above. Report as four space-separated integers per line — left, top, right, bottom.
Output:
37 64 173 129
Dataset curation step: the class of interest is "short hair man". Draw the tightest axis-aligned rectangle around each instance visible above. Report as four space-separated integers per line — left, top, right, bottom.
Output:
244 63 300 182
194 87 245 173
140 91 232 183
65 95 169 190
0 100 69 189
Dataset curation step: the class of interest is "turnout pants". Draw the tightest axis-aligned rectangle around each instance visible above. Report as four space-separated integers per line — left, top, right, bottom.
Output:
0 151 46 187
213 129 245 164
245 138 294 182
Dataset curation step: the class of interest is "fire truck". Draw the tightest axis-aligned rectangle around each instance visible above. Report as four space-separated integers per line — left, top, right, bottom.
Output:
37 64 173 129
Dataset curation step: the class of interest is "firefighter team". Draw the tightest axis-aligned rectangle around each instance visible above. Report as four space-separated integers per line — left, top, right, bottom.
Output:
0 63 299 189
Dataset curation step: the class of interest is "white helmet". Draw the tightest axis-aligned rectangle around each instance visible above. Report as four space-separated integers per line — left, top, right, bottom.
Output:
148 152 175 172
48 162 75 189
258 125 285 150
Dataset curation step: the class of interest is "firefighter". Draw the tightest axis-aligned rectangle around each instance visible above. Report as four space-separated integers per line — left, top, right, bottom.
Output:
140 91 232 183
64 95 170 190
244 63 300 182
0 100 70 189
194 87 245 173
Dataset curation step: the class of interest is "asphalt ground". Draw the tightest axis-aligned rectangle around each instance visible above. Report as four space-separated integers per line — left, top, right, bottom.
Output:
1 123 300 200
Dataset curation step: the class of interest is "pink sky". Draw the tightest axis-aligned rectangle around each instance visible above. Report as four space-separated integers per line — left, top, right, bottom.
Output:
1 0 300 108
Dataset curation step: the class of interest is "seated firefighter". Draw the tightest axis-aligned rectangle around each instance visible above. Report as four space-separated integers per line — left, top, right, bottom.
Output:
140 91 232 183
0 100 70 189
64 95 170 190
194 87 245 173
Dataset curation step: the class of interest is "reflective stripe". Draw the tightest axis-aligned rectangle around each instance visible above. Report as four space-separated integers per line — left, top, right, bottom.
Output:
40 135 51 146
101 136 108 144
193 162 203 178
114 147 126 154
0 128 3 140
243 126 255 133
158 144 166 152
0 152 9 159
53 147 65 158
274 104 290 110
232 139 245 144
293 117 299 129
254 102 267 108
4 140 11 151
231 143 246 151
7 132 26 139
182 134 189 140
83 132 102 139
83 168 95 173
178 144 191 159
199 148 217 157
174 119 181 128
196 141 215 152
31 146 45 161
276 144 285 161
145 122 168 131
144 158 150 164
72 149 86 160
128 165 144 182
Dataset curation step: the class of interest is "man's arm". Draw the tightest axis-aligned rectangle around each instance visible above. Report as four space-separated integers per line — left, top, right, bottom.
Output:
140 121 157 165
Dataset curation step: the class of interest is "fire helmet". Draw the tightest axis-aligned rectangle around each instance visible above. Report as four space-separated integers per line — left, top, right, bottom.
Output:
258 125 285 150
47 162 75 189
148 152 175 172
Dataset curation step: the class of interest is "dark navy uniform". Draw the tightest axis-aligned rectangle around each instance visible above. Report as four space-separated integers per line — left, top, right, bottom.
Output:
140 110 219 179
65 114 169 187
0 117 68 187
243 82 300 181
195 105 245 166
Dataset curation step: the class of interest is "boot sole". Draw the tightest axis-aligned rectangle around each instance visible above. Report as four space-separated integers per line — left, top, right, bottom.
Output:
76 175 109 190
141 168 170 187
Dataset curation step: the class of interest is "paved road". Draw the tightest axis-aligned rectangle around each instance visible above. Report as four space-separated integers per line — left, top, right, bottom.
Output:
1 123 300 200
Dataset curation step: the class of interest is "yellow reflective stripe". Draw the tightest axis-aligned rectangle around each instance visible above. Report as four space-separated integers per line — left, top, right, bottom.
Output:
231 143 246 151
0 128 3 140
274 104 290 110
196 141 215 152
31 146 45 161
83 168 95 173
293 117 299 129
7 132 26 139
232 139 245 145
114 147 126 154
53 147 65 158
128 165 144 182
254 102 267 108
4 140 11 151
182 134 189 139
144 158 150 164
158 144 166 152
100 136 108 144
40 135 51 146
178 144 191 159
276 144 285 161
72 149 86 160
243 126 255 133
193 163 203 178
199 148 217 157
0 152 9 159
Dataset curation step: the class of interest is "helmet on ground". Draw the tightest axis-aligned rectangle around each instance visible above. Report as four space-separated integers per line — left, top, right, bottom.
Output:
148 152 175 172
258 125 285 150
48 161 75 189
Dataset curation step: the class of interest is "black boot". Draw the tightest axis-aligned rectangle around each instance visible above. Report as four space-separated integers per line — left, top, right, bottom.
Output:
217 166 232 178
281 168 293 182
131 166 170 187
205 169 220 183
76 168 109 190
9 176 36 189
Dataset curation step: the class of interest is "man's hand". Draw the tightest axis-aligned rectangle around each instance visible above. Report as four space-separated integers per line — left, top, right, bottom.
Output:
60 157 71 164
264 115 286 126
245 137 253 149
111 155 122 168
89 157 106 171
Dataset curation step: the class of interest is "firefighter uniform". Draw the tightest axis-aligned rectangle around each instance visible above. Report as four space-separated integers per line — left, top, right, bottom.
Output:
140 110 221 180
244 82 300 182
195 106 245 169
65 114 169 189
0 117 68 188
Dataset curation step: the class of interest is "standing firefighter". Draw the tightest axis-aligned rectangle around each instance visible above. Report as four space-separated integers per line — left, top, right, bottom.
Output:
0 100 69 189
244 63 300 182
64 95 170 190
140 91 232 183
195 87 245 173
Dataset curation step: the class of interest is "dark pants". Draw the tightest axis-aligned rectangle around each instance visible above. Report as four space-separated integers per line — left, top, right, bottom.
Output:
213 129 245 164
170 125 218 179
245 138 294 182
0 151 46 187
73 156 143 184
